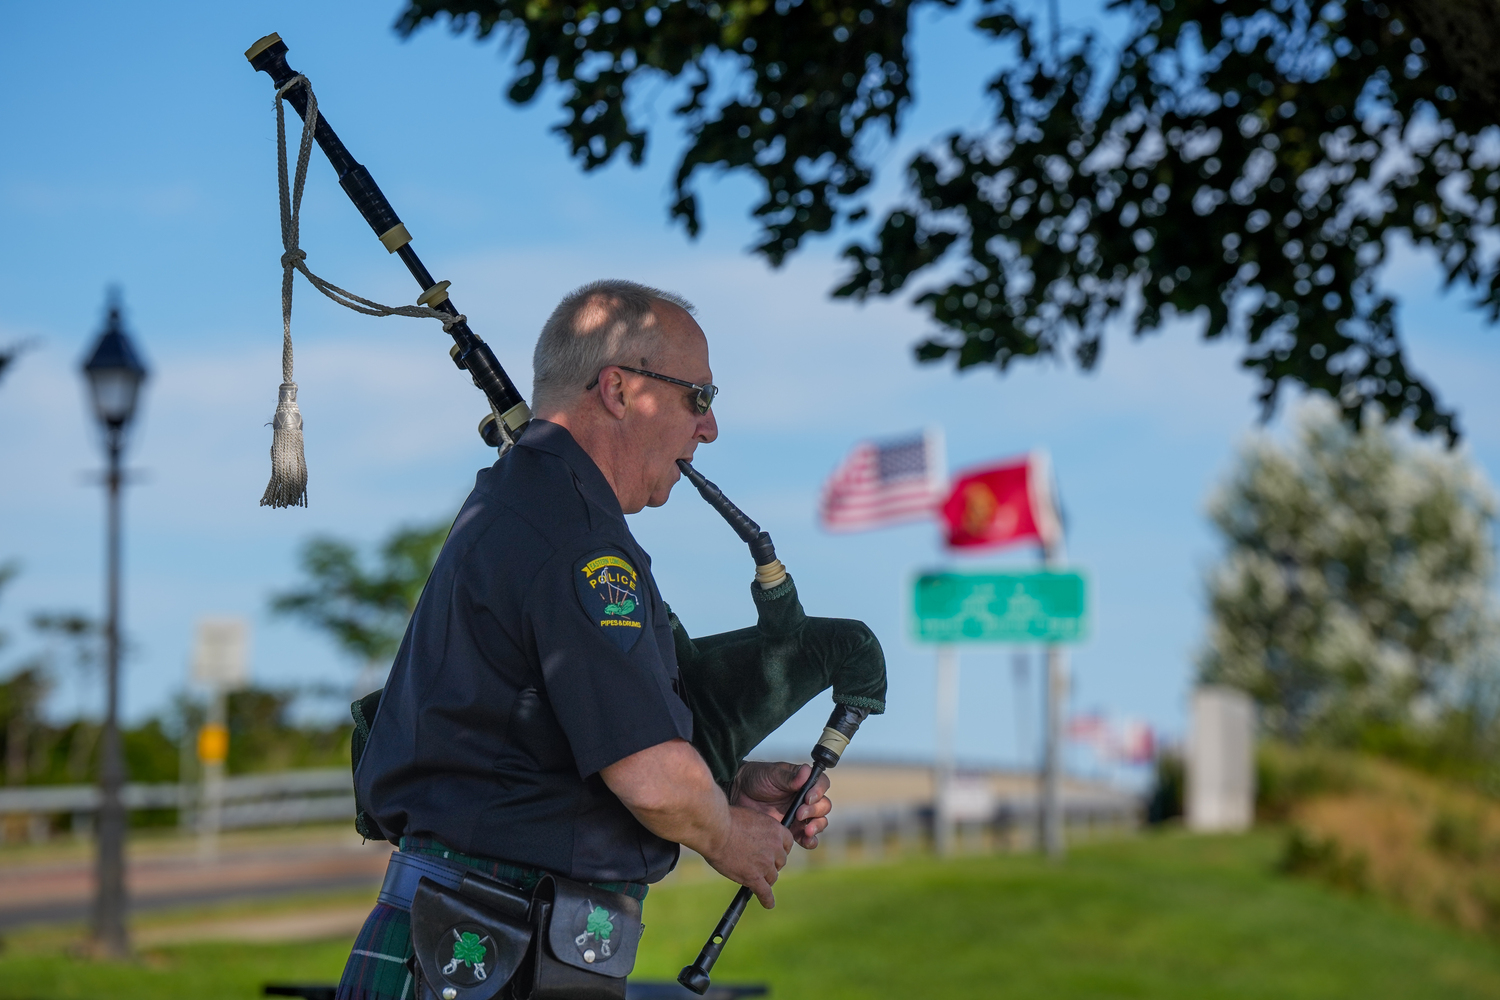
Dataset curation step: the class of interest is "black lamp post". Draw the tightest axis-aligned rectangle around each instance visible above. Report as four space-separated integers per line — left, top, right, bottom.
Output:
80 291 148 957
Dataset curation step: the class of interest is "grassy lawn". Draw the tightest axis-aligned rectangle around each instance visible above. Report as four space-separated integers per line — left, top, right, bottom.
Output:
3 831 1499 999
0 935 354 1000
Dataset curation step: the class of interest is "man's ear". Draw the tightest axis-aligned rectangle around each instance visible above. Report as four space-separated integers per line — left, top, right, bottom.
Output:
597 366 629 420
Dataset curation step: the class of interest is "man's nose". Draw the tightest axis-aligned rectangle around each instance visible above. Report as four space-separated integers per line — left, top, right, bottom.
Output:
697 407 718 444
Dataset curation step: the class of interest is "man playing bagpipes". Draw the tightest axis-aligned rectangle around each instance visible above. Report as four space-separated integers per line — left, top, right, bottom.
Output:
244 34 887 999
344 282 879 1000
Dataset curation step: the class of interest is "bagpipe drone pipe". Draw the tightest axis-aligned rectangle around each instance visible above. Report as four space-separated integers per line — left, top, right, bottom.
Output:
669 463 885 994
247 34 887 995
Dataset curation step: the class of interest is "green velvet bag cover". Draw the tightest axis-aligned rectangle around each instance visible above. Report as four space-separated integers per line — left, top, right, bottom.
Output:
669 574 887 786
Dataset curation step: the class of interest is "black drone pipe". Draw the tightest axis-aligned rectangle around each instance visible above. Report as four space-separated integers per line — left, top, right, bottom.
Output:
677 703 871 995
244 33 530 448
670 462 877 992
676 459 778 567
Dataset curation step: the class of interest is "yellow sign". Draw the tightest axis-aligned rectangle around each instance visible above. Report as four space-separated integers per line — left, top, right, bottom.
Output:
197 722 229 764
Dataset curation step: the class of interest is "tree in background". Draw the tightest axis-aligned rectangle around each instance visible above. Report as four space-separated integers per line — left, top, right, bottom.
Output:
0 668 47 786
0 561 16 653
399 0 1500 438
29 610 102 780
0 565 48 787
270 520 451 680
0 568 118 789
0 565 343 811
0 341 29 388
1199 403 1498 754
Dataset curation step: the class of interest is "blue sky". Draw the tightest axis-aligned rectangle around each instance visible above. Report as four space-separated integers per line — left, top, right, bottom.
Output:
1 1 1497 772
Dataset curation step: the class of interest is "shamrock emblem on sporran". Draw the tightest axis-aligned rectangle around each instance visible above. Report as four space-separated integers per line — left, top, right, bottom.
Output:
442 927 492 984
573 902 616 964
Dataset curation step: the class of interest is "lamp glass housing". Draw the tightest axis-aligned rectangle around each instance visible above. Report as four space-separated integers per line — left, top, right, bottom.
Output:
86 367 144 427
81 301 148 430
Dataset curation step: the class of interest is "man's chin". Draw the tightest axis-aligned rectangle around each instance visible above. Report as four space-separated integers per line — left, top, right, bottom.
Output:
647 455 692 508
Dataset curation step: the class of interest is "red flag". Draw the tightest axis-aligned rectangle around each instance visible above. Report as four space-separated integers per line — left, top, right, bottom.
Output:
939 451 1061 549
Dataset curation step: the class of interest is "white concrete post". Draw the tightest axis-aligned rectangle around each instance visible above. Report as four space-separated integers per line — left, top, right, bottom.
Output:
1186 686 1256 832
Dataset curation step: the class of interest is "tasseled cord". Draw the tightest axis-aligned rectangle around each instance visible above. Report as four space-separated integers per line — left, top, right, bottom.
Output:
260 75 318 508
259 75 466 508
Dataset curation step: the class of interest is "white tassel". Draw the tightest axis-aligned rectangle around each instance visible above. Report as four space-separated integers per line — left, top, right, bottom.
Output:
260 382 307 508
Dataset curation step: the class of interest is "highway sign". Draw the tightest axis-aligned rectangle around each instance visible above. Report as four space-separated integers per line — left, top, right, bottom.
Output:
913 571 1087 644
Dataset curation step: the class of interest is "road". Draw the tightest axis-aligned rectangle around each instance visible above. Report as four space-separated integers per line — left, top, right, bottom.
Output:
0 825 391 931
0 760 1135 932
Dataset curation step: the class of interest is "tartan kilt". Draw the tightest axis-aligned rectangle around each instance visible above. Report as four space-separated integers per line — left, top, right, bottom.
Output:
336 902 418 1000
335 840 650 1000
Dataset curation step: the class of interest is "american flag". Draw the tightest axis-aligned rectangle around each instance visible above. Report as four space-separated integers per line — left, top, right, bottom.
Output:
1067 715 1156 765
819 429 946 532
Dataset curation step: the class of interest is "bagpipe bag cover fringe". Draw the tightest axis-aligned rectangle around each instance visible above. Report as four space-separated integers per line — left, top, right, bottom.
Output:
669 575 887 787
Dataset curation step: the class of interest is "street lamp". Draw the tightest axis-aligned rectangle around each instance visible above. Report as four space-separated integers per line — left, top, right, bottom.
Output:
80 290 148 958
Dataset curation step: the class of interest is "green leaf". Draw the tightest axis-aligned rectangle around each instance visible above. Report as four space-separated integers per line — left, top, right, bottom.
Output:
586 906 614 941
452 931 486 966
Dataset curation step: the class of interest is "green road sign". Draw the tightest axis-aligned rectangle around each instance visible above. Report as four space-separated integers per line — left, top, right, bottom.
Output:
913 571 1088 644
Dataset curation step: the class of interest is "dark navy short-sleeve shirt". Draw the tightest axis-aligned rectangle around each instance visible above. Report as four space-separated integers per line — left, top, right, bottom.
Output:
356 420 695 884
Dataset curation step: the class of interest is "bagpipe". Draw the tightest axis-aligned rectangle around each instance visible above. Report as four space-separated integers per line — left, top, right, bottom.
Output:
246 34 886 994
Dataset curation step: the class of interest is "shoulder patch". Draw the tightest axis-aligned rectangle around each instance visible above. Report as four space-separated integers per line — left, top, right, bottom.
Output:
575 549 646 651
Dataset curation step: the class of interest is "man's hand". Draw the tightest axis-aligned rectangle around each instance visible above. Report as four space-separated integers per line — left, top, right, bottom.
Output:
600 739 793 908
707 807 793 909
731 762 832 849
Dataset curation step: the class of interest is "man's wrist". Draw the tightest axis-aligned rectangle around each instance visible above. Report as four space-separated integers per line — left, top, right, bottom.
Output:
698 800 737 861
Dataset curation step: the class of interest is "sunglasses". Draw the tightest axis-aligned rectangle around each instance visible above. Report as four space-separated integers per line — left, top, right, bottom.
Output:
586 365 719 415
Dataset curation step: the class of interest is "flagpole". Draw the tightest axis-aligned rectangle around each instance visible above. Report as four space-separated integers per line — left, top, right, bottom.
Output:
1011 650 1031 768
934 645 959 856
1040 535 1067 860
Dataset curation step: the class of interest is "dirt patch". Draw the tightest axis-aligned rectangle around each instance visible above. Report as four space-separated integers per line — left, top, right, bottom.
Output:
1272 749 1500 936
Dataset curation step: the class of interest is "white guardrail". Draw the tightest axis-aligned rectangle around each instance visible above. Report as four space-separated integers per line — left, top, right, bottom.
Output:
0 768 355 832
0 769 1140 847
811 791 1141 859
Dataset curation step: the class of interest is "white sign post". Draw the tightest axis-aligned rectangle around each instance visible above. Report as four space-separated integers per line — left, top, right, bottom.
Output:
191 617 249 858
933 646 960 856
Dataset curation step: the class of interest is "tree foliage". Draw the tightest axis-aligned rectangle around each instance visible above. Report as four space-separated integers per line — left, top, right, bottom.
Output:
398 0 923 261
1199 404 1497 743
398 0 1500 438
842 0 1500 441
0 560 18 653
0 342 28 388
270 520 450 666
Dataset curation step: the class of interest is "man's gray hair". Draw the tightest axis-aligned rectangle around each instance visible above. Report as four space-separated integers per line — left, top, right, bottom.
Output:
531 279 696 414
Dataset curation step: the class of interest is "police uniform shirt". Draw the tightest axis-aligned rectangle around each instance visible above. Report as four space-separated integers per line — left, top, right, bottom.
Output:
356 419 695 884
